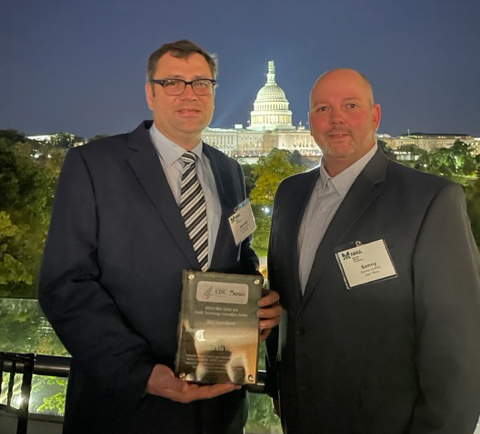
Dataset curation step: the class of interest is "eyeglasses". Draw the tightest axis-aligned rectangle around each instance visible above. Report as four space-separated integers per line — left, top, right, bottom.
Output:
151 78 216 96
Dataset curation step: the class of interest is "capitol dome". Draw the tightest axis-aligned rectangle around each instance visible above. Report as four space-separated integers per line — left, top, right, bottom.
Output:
248 61 295 131
255 80 287 101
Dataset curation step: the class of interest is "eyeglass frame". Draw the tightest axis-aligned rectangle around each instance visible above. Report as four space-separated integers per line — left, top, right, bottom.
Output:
150 78 216 96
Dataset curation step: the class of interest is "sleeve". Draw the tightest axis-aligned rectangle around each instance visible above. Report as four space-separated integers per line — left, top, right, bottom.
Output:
38 148 156 403
410 182 480 433
265 185 282 398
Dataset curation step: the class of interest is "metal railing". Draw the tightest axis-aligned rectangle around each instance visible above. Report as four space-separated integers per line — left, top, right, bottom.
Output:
1 353 265 391
0 355 71 378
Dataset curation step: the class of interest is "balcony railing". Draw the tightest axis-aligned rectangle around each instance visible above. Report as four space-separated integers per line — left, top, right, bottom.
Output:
0 297 279 434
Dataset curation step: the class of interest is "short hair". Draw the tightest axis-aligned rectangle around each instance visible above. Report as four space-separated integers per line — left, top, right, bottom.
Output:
146 39 218 83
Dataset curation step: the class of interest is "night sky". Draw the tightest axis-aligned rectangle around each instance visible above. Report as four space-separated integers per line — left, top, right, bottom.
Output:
1 0 479 139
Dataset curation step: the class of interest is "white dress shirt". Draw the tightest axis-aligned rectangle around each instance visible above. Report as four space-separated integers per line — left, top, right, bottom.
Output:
149 124 222 268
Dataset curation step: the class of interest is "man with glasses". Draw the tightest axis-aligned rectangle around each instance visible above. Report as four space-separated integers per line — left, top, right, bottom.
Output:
39 39 281 434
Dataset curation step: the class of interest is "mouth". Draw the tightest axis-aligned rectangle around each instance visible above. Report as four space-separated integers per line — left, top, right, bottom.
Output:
328 131 350 139
177 109 201 115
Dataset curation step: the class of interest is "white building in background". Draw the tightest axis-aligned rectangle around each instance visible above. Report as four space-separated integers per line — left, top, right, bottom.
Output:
379 133 480 153
28 134 55 142
248 61 295 132
202 61 319 157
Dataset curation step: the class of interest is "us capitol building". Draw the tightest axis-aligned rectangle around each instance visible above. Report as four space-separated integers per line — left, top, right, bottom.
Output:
202 61 320 157
28 61 479 156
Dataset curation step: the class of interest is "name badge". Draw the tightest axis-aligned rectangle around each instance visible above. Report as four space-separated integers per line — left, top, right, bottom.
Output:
335 239 397 289
228 200 256 245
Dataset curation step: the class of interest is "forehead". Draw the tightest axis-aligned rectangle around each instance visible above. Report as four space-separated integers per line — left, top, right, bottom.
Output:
154 52 212 78
311 71 372 103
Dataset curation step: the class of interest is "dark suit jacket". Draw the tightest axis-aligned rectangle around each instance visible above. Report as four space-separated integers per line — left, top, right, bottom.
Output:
266 149 480 434
39 121 259 434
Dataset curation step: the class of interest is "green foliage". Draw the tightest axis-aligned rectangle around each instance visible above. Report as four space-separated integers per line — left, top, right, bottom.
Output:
289 150 317 169
410 140 477 185
0 297 68 416
396 140 480 248
88 134 109 142
250 149 304 206
37 391 66 414
377 139 396 160
49 132 84 148
248 149 305 253
0 132 65 297
466 177 480 248
0 129 27 143
0 211 31 284
242 163 258 197
246 393 281 433
0 299 68 355
252 206 271 251
246 342 281 432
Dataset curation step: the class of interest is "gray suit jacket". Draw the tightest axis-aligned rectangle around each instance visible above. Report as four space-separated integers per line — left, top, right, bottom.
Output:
267 149 480 434
39 121 259 434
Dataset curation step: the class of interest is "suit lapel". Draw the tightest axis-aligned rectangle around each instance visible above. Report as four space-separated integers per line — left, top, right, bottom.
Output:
298 150 388 315
126 122 199 268
203 145 238 269
282 169 320 314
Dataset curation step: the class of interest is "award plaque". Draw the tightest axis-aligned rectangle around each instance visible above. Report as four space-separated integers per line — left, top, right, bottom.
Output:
175 270 263 385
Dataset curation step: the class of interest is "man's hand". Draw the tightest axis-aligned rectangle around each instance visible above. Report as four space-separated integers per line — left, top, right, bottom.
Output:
258 289 282 341
146 364 240 403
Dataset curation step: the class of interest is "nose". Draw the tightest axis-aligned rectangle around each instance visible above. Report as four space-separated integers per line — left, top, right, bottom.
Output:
329 107 344 124
180 83 198 100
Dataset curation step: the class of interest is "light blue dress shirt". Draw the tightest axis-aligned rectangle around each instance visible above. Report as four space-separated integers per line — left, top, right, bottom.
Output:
297 144 378 293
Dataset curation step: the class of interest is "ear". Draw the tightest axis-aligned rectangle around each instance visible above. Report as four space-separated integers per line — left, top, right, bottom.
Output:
372 103 382 131
145 83 154 111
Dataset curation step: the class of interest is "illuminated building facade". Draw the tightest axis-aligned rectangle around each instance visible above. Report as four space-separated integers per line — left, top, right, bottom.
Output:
202 61 319 157
380 133 479 151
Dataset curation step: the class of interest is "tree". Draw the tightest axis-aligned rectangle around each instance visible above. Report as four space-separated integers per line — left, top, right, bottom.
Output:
409 140 477 185
377 139 396 160
249 149 304 251
88 134 109 142
466 177 480 248
50 132 84 148
241 163 258 197
448 140 477 179
396 140 479 248
289 150 317 169
0 134 65 297
250 149 304 207
0 129 27 143
0 297 69 416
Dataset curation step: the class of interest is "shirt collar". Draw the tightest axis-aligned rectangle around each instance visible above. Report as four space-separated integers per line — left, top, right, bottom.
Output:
317 144 378 198
149 123 204 166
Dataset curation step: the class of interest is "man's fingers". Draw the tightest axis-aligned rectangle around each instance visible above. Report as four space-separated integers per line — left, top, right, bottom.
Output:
190 383 240 400
257 289 282 341
258 304 282 319
258 289 280 307
165 383 240 403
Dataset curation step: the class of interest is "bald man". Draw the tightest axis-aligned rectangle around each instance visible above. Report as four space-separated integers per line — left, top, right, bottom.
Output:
266 69 480 434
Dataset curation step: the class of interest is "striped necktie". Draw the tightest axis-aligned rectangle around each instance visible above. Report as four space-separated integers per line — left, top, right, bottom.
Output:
180 152 209 272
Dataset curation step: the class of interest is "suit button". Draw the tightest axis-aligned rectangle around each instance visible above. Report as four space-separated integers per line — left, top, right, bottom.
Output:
295 327 305 336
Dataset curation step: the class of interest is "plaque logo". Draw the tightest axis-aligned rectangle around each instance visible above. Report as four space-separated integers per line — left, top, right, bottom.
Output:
196 281 249 304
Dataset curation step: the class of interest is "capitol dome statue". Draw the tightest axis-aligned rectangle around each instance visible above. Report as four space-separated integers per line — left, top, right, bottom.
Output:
248 60 295 131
